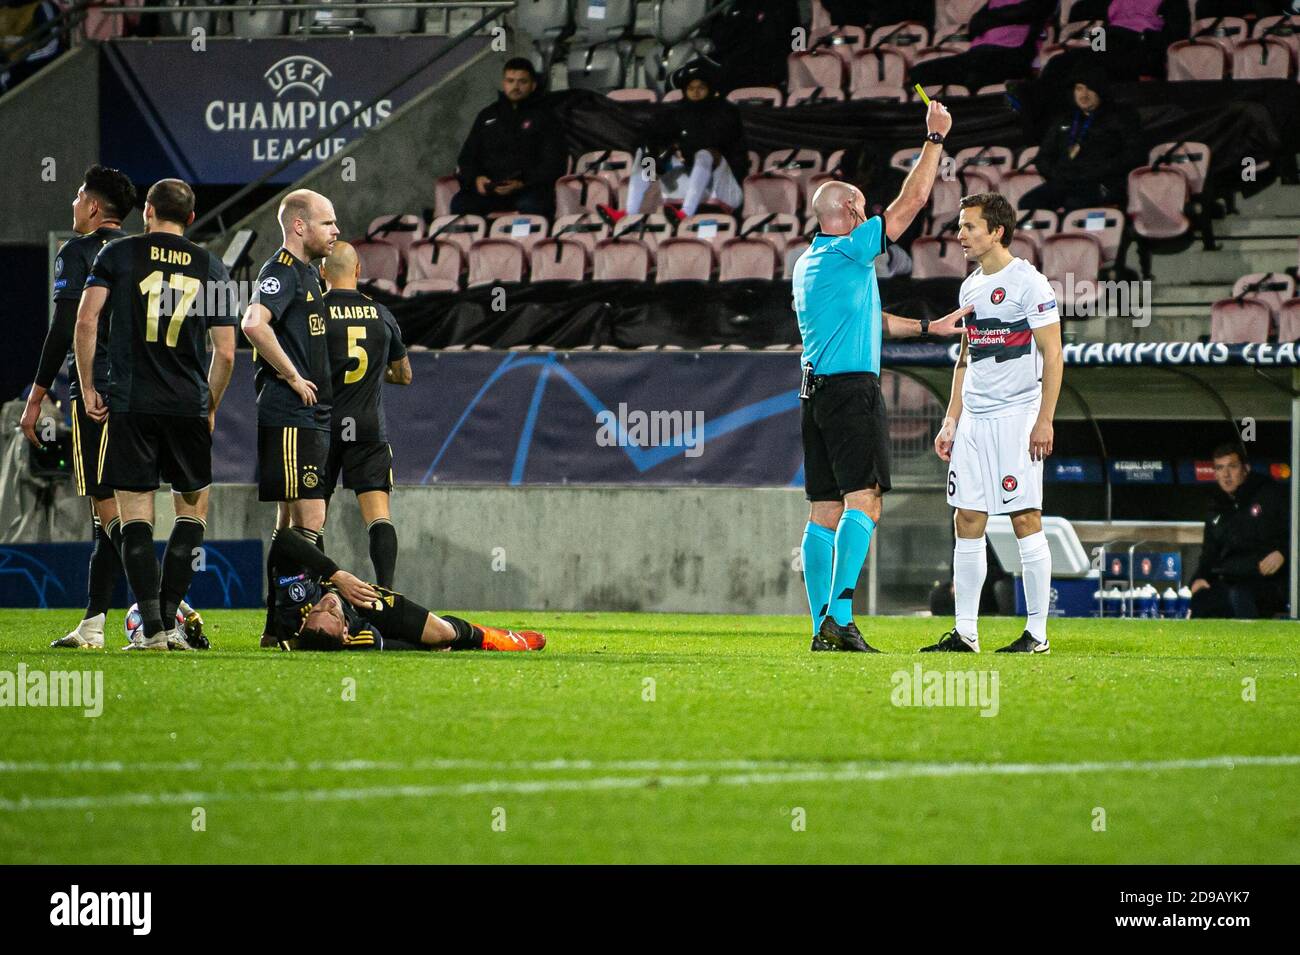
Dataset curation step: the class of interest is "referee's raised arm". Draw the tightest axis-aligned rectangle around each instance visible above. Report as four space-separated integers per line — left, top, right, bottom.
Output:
883 100 952 242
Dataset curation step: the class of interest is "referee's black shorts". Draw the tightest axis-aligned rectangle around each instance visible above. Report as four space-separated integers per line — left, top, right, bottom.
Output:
801 372 892 502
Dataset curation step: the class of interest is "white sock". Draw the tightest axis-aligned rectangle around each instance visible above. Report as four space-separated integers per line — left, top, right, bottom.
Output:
1017 530 1052 642
626 148 650 213
178 599 193 617
682 149 714 216
953 535 987 645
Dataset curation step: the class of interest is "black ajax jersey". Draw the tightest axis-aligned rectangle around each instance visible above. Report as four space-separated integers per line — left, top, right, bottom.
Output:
250 248 333 431
53 226 125 400
272 572 381 651
323 288 407 442
86 232 238 417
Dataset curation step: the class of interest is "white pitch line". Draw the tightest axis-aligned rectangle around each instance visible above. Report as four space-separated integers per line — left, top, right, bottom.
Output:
0 758 852 774
0 754 1296 813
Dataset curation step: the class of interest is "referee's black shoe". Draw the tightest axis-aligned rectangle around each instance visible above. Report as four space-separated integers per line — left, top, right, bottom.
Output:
816 617 881 653
995 630 1050 654
919 628 978 653
810 631 836 651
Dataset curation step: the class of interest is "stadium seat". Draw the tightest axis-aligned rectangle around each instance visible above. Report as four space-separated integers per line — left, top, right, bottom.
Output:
366 0 419 33
405 239 463 287
364 214 423 257
786 86 847 106
1148 142 1211 197
529 238 589 282
403 277 458 295
1167 40 1227 80
426 213 486 256
364 278 400 296
738 213 802 257
679 214 737 252
849 49 908 101
890 147 923 174
577 149 635 194
1017 145 1040 172
1253 15 1300 62
1008 234 1039 268
718 238 780 281
1231 273 1297 320
810 0 831 31
1127 167 1190 240
1231 38 1294 79
467 239 527 287
555 174 614 216
230 0 287 38
788 51 845 93
811 26 868 66
661 88 684 103
743 173 801 217
784 236 811 279
954 146 1015 190
352 240 402 284
726 87 785 107
1003 171 1045 214
1277 299 1300 343
607 87 658 103
1210 299 1272 344
610 213 674 250
870 21 931 64
936 0 984 33
489 214 550 253
572 0 634 44
915 81 970 100
763 149 823 198
655 238 714 282
434 175 461 219
653 0 710 46
566 43 628 92
1191 16 1249 56
924 179 962 236
1059 207 1125 269
593 238 652 281
552 213 611 255
1043 234 1102 312
911 237 967 279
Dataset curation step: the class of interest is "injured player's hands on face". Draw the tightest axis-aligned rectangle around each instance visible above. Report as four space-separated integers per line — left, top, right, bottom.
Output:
330 570 383 610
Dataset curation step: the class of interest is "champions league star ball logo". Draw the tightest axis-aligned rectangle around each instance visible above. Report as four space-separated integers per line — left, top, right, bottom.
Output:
990 287 1006 305
1002 475 1018 492
259 276 281 296
289 581 307 603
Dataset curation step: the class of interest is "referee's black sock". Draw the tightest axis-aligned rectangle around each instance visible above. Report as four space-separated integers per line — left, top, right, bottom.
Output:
121 520 164 638
84 513 123 620
367 518 398 590
160 516 206 626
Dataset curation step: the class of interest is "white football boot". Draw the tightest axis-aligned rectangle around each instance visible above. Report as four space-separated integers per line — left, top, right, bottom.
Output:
50 613 106 649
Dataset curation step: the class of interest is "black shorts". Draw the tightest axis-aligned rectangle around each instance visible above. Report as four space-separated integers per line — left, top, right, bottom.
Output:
257 425 329 502
358 588 429 645
69 397 112 499
801 372 892 502
325 438 393 496
99 411 212 493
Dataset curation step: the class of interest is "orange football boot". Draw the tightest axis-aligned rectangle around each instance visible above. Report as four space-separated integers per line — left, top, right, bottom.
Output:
476 625 545 651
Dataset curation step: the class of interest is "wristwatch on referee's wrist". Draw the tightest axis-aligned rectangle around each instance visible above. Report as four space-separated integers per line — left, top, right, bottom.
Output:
919 318 931 338
926 131 945 145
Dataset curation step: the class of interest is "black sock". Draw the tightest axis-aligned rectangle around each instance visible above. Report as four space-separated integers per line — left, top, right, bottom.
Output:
316 527 325 553
443 615 483 650
121 520 164 638
107 516 123 561
160 516 206 625
367 519 398 590
84 514 122 619
264 529 280 636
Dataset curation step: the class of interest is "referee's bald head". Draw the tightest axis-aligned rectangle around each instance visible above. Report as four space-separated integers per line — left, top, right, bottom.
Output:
812 180 867 236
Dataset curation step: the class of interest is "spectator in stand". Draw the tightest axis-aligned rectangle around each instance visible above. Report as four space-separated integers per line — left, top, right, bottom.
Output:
1189 443 1290 619
907 0 1055 91
817 1 934 28
1016 62 1141 213
601 62 749 223
450 58 565 219
708 0 802 92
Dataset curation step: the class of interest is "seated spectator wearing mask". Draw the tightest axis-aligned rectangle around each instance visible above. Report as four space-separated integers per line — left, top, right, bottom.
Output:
1189 444 1290 620
908 0 1055 91
601 63 749 223
1017 63 1140 213
450 57 565 219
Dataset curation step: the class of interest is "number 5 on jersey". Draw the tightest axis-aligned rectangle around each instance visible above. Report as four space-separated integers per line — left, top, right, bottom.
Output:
345 325 368 384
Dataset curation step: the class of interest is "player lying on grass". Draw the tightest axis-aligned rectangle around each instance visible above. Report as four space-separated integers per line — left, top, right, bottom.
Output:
257 526 544 652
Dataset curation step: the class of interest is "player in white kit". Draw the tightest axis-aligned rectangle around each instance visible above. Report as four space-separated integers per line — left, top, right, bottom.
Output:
922 193 1064 654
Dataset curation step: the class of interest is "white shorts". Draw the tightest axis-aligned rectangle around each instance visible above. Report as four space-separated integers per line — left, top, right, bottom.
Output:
945 410 1043 515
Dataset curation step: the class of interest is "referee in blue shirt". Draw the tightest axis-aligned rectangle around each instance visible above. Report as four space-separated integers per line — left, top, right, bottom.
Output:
793 99 955 652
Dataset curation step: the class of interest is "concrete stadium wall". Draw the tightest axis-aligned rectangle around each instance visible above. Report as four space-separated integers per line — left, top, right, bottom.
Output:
25 482 953 615
0 45 102 244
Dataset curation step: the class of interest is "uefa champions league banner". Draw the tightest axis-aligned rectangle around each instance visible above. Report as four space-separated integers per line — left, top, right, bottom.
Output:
99 36 488 184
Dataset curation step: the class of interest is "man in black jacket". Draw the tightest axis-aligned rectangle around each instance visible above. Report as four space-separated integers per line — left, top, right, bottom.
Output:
450 58 565 218
1189 444 1289 619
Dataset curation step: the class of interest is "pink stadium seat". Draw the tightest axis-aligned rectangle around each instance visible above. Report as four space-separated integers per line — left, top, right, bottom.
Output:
607 88 658 103
924 179 962 236
915 81 970 100
1003 171 1045 214
824 149 846 176
593 239 652 281
661 89 684 103
405 239 463 286
1008 234 1039 268
1231 38 1294 79
1015 210 1060 255
552 214 611 255
1253 15 1300 62
1043 234 1102 313
365 214 423 257
739 213 802 256
935 0 983 33
1059 207 1125 269
763 149 824 197
744 172 801 217
870 21 931 63
655 238 714 282
1192 16 1249 56
1231 273 1297 320
849 49 908 101
719 238 780 281
727 87 785 107
911 237 968 279
466 239 526 287
529 238 589 282
1127 167 1190 239
1148 142 1210 197
403 277 459 295
810 25 867 66
426 213 487 256
434 175 464 220
976 83 1008 96
1277 299 1300 343
787 51 845 92
890 147 923 174
489 214 550 253
576 149 636 192
610 213 674 250
1167 40 1227 80
786 86 847 106
352 240 401 284
954 146 1015 190
554 174 614 216
679 214 737 252
364 278 400 296
811 0 831 29
1017 145 1040 171
1210 299 1272 344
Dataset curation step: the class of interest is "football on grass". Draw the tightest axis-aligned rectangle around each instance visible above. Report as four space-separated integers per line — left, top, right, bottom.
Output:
124 603 187 641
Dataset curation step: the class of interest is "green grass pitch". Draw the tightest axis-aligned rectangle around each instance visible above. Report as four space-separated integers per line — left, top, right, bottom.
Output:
1 609 1297 864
